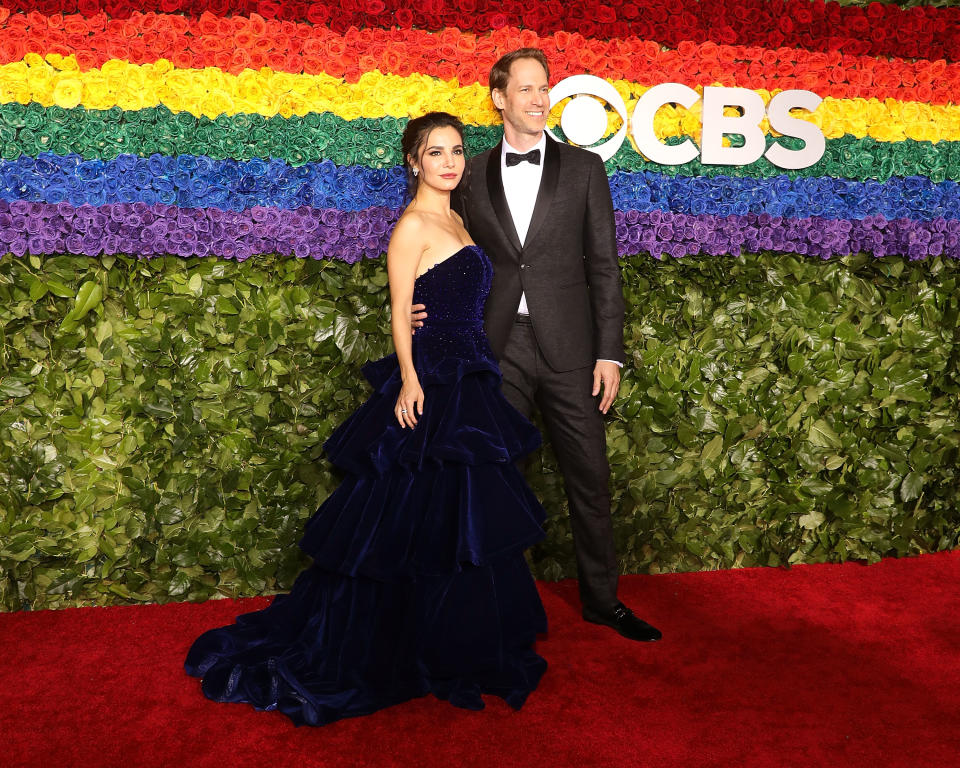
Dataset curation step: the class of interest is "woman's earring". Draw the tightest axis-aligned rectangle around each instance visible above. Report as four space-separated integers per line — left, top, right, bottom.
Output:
413 169 419 176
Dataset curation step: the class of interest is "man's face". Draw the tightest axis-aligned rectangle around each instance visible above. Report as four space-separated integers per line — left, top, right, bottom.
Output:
492 58 549 142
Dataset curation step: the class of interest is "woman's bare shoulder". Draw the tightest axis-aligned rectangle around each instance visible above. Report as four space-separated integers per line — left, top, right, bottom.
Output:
391 209 428 243
390 211 437 272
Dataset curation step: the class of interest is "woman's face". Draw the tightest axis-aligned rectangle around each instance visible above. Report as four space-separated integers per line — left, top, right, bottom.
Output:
410 126 465 194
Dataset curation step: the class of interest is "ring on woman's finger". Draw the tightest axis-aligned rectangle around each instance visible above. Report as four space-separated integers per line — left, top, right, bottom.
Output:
401 408 407 413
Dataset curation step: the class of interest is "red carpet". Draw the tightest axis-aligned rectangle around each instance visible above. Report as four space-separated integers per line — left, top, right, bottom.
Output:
3 552 959 768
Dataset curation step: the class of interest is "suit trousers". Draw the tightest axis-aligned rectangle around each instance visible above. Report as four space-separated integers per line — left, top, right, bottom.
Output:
499 315 620 615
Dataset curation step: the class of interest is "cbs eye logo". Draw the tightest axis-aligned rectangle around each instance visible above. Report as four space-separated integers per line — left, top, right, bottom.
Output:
547 75 825 170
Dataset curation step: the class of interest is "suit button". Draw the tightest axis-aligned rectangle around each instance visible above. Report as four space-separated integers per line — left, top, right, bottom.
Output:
520 264 527 269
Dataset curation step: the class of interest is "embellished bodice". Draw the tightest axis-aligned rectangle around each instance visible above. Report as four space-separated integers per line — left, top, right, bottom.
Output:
410 245 495 374
412 244 491 325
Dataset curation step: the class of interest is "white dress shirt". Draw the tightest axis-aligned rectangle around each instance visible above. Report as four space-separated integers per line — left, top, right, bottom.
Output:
500 134 547 316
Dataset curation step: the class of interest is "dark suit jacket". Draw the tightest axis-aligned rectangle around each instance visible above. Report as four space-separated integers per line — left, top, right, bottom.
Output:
456 136 625 373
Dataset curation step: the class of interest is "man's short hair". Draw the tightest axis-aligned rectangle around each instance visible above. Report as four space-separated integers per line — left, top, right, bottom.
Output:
488 48 550 105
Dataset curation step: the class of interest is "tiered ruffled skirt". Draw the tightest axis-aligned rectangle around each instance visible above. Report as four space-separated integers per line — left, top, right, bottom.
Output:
185 351 548 726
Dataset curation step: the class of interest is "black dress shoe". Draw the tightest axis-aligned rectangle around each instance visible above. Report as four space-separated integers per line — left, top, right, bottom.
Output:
583 602 662 642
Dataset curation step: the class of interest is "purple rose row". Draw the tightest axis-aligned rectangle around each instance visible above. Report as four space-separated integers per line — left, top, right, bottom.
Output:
0 200 398 263
1 200 957 263
615 210 960 261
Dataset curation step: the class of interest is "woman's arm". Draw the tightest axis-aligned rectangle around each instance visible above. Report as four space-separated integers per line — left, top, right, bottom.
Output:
387 216 425 428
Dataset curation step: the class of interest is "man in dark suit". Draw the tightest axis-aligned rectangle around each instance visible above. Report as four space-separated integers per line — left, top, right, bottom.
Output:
453 48 661 642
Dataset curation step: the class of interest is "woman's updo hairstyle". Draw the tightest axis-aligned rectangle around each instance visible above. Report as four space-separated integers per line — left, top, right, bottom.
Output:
401 112 468 199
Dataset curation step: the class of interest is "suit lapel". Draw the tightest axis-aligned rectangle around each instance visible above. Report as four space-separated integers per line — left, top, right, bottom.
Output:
523 135 560 250
485 143 523 256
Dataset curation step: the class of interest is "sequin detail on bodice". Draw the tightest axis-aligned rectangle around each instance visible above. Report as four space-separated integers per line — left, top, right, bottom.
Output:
411 245 495 374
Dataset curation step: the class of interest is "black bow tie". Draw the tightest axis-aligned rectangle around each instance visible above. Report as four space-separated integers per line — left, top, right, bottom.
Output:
505 149 541 167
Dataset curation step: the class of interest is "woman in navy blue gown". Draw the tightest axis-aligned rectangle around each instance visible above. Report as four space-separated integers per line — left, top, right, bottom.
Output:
185 112 548 726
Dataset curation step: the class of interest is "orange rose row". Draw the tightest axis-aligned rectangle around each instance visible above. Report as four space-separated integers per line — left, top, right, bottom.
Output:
1 9 957 105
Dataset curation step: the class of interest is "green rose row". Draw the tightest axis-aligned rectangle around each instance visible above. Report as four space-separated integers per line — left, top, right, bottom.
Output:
0 102 956 183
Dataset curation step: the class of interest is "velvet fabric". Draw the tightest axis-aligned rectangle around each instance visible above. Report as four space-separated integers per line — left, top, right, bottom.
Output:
185 245 548 726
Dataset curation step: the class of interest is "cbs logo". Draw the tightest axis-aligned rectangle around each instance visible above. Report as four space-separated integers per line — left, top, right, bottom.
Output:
547 75 825 170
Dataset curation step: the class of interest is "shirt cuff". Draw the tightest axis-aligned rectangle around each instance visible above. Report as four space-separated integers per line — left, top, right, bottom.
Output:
597 359 623 368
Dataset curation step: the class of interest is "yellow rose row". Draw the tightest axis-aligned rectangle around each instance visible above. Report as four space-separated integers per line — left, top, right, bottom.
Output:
2 55 959 143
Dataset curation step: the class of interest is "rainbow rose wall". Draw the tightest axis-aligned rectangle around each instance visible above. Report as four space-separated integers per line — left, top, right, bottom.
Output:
1 0 958 610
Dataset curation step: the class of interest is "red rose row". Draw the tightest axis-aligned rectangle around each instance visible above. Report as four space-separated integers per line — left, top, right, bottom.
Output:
4 0 960 63
2 10 957 105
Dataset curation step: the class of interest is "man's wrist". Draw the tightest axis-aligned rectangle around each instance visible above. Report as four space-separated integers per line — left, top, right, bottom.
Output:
597 359 623 368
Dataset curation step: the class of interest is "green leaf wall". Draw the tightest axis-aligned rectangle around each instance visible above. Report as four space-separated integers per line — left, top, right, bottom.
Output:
2 252 959 610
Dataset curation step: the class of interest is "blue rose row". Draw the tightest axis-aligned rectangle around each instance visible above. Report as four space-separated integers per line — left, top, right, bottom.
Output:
607 172 960 222
1 153 959 222
0 154 407 211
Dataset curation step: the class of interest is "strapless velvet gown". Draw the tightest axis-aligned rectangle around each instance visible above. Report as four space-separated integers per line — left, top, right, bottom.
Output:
185 245 548 726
